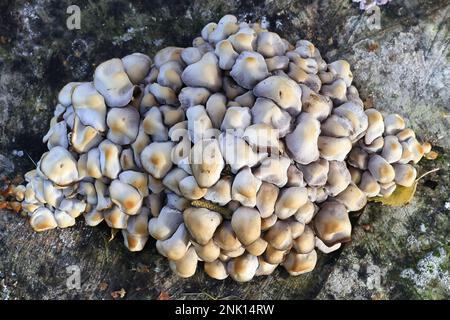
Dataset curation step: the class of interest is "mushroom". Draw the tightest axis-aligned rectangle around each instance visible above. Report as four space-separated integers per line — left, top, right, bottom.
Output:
295 40 315 58
255 182 279 218
231 167 262 207
365 109 384 144
293 225 315 254
285 113 320 165
98 140 122 180
358 171 381 197
335 183 367 212
93 58 134 107
142 107 168 142
251 98 292 138
103 205 129 229
314 201 351 246
189 138 224 188
320 114 353 138
156 223 190 260
255 256 278 276
205 93 227 129
106 106 140 145
186 105 214 143
275 187 308 219
256 31 286 57
298 159 330 187
181 47 202 65
360 136 384 154
328 60 353 87
43 121 69 150
333 102 368 140
368 154 395 184
208 15 239 44
264 244 288 264
325 161 351 197
148 206 183 240
318 136 352 161
242 124 281 153
140 141 174 179
181 52 222 91
59 198 86 218
381 135 403 163
83 208 104 227
215 39 239 70
294 201 317 224
30 207 58 232
178 176 208 200
71 116 103 153
300 85 332 121
192 239 221 262
261 214 278 231
264 220 292 250
119 170 148 197
122 207 150 251
222 76 247 99
230 51 269 89
169 246 198 278
122 53 152 84
157 61 183 92
220 106 251 135
204 260 228 280
231 207 261 246
183 207 222 245
109 179 142 215
282 250 317 276
394 164 417 187
384 113 405 135
214 221 242 252
315 237 341 254
347 147 369 170
58 82 81 107
71 82 107 132
245 238 268 256
39 146 78 186
204 177 232 206
219 132 262 173
154 46 183 69
265 56 289 72
253 76 302 116
147 83 179 106
120 148 137 171
227 254 259 282
228 27 256 53
86 148 102 179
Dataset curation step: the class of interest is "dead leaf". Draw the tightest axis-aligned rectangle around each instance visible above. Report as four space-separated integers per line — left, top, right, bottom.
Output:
424 151 438 160
109 228 119 242
369 168 439 206
157 291 170 300
363 96 374 109
99 282 109 291
111 288 126 299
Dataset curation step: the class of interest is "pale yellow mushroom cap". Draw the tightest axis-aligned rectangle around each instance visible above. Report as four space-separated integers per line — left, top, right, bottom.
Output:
231 207 261 246
282 250 317 276
227 253 259 282
183 207 223 245
314 201 351 246
40 146 78 186
30 207 57 232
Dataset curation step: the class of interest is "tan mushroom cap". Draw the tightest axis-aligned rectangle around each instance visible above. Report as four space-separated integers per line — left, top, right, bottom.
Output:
318 136 352 161
178 175 207 200
253 76 302 116
328 60 353 86
148 206 183 240
275 186 308 219
230 51 269 89
264 220 292 250
298 158 330 187
154 46 183 69
121 53 151 84
104 205 129 229
384 113 405 135
215 39 238 70
214 220 242 251
228 27 256 53
220 106 251 133
120 148 136 171
394 164 417 187
30 207 58 232
71 116 103 153
147 83 179 106
253 156 290 187
106 106 140 145
140 141 174 179
162 168 189 196
157 61 183 92
347 147 368 170
314 201 351 246
325 161 351 197
359 171 381 197
360 136 384 154
282 250 317 276
93 58 134 107
255 182 279 218
264 244 288 264
98 139 122 180
255 256 278 276
71 82 107 132
122 231 148 252
294 201 317 224
368 154 395 184
40 146 78 186
265 55 289 72
58 82 82 107
83 209 104 227
320 114 353 138
251 98 292 138
157 223 191 260
365 109 384 144
169 246 198 278
227 253 259 282
285 113 320 165
231 166 262 207
381 135 403 163
208 15 239 44
321 79 347 101
86 148 102 179
256 31 286 58
184 207 222 245
204 260 229 280
245 238 268 256
219 132 262 173
231 207 261 246
192 239 220 262
142 107 168 142
335 183 367 212
109 179 142 215
181 52 222 91
293 225 315 254
59 198 86 218
181 47 202 65
189 138 224 188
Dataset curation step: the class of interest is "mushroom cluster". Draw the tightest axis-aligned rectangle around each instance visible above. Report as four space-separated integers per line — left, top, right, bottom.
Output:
14 15 431 282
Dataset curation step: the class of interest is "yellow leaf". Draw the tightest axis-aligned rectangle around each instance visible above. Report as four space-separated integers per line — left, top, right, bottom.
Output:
369 182 418 206
109 228 119 242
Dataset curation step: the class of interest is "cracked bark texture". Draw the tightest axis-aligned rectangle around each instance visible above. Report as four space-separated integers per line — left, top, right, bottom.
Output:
0 0 449 300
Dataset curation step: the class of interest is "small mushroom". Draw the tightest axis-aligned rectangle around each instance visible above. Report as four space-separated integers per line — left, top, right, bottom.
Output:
230 51 269 89
265 56 289 72
43 121 69 150
282 250 317 276
181 52 222 91
184 207 222 245
205 93 227 129
300 85 332 121
214 221 242 252
215 39 239 70
253 76 302 116
106 106 140 145
219 132 262 173
384 113 405 135
314 201 351 246
154 47 183 69
333 102 368 140
228 27 256 53
231 207 261 246
121 53 152 84
285 113 320 165
178 176 208 200
109 179 142 215
298 159 330 187
204 260 228 280
93 58 134 107
208 15 239 44
83 208 104 227
261 214 278 231
245 238 268 256
368 154 395 184
181 47 203 65
325 161 351 197
148 206 183 240
59 199 86 218
147 83 179 106
157 61 183 92
98 140 122 179
358 171 381 197
256 31 286 57
227 253 259 282
275 187 308 219
360 136 384 154
187 105 214 143
189 138 224 188
294 201 317 224
264 220 292 250
365 109 384 144
39 146 78 186
86 148 102 179
251 98 292 138
231 167 262 207
119 170 148 197
381 135 403 163
347 147 369 170
140 141 174 179
71 116 103 153
169 246 198 278
264 244 288 264
394 164 417 187
293 225 315 254
71 82 107 132
335 183 367 212
318 136 352 161
30 207 58 232
120 148 137 171
320 79 347 101
142 107 169 142
255 256 278 276
103 205 129 229
328 60 353 86
58 82 81 107
220 106 251 134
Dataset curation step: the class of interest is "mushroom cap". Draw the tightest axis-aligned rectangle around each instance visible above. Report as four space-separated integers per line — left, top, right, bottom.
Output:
253 155 290 187
318 136 352 161
106 106 140 145
181 52 222 91
219 132 262 173
231 166 262 207
293 225 315 254
179 175 208 200
214 220 242 251
203 177 232 206
394 163 417 187
251 98 292 138
121 53 152 84
255 256 278 276
313 201 351 246
184 207 223 245
98 139 122 180
365 109 384 144
245 238 268 256
325 161 351 197
148 206 183 240
140 141 174 179
109 179 143 215
169 246 198 278
231 207 261 246
230 51 269 89
358 171 381 197
142 107 168 142
282 250 317 276
298 158 330 187
93 58 134 107
381 135 403 163
204 260 229 280
72 82 107 132
285 113 320 165
256 182 280 218
275 186 308 219
335 183 367 212
40 146 78 186
384 113 405 135
264 220 292 250
157 223 191 260
256 31 287 58
30 207 57 232
227 253 259 282
368 154 395 184
58 82 81 107
104 205 129 229
189 138 224 188
253 76 302 116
